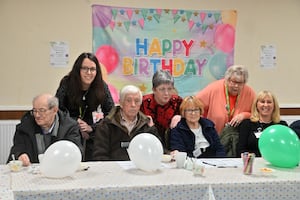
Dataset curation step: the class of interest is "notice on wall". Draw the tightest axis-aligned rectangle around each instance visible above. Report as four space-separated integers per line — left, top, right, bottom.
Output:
50 41 69 67
260 44 276 68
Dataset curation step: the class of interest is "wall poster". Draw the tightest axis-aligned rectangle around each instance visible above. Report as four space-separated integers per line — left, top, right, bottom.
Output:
92 5 237 102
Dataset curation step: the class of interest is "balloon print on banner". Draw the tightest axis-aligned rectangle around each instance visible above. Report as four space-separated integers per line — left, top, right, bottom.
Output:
107 84 119 104
208 51 227 79
215 24 235 53
95 45 120 74
100 62 108 82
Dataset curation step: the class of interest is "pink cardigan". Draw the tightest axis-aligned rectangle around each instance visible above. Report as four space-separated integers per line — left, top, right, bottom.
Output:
196 79 256 134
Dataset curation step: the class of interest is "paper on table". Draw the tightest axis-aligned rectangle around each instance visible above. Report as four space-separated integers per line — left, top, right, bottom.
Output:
117 161 136 170
198 158 243 168
117 161 173 170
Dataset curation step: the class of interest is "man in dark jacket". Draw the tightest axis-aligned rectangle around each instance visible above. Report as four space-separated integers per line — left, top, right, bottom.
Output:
7 93 83 166
93 85 161 161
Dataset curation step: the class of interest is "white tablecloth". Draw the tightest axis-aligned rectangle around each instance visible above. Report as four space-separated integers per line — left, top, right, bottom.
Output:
1 158 300 200
0 165 13 200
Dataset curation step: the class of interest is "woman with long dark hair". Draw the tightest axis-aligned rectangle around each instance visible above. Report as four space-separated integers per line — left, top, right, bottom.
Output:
56 52 114 161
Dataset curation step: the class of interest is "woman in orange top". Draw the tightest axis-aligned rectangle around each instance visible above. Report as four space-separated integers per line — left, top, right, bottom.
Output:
196 65 256 134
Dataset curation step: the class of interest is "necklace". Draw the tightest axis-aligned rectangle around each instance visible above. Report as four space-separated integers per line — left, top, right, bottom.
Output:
259 119 272 124
79 90 89 119
225 83 240 120
82 89 89 101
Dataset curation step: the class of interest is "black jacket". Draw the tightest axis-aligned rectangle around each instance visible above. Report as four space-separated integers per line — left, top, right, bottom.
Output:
170 118 226 158
93 106 161 161
7 110 83 163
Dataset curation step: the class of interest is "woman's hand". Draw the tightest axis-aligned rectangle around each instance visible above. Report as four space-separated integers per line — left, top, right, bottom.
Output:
77 118 93 139
147 115 155 127
170 115 181 129
170 150 179 161
18 153 31 166
229 113 244 127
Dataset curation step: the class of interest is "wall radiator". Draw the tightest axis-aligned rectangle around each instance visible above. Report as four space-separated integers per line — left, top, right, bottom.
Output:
0 120 19 164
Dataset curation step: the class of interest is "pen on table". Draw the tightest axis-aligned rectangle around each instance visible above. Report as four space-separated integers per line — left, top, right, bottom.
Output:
217 165 238 168
202 161 217 167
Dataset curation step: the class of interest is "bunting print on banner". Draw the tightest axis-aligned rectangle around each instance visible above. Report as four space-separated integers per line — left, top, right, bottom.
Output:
92 5 237 103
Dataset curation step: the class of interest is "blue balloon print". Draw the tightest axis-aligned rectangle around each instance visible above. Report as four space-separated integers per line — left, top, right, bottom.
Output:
208 52 227 79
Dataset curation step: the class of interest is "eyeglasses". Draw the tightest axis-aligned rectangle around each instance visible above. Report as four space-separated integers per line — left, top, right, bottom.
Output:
124 98 141 106
81 66 97 73
157 87 173 93
31 108 50 116
229 79 244 86
184 109 201 114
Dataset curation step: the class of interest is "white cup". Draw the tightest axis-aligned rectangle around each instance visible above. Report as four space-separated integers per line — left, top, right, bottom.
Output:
175 152 187 168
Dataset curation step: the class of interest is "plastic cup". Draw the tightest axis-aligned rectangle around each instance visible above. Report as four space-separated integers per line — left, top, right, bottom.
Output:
193 162 205 176
175 152 187 168
8 160 23 172
242 153 255 175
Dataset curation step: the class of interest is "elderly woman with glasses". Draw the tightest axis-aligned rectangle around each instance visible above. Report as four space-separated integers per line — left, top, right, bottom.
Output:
140 69 182 151
196 65 256 134
55 52 114 161
170 96 225 158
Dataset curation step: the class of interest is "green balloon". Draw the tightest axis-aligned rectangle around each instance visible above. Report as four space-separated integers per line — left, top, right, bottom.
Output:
258 125 300 168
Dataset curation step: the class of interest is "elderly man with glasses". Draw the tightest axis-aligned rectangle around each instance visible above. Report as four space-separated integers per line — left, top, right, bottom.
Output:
7 93 83 166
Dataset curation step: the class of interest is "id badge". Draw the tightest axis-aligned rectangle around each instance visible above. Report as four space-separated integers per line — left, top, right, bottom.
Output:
254 127 262 138
193 148 202 158
92 105 104 123
254 131 262 138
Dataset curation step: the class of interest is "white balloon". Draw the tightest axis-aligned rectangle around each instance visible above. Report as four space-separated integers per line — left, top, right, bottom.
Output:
40 140 81 178
127 133 163 172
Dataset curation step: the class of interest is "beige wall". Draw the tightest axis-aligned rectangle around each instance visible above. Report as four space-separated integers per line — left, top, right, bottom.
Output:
1 0 299 109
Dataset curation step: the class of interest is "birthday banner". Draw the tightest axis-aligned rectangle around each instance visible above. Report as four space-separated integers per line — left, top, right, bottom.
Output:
92 5 237 102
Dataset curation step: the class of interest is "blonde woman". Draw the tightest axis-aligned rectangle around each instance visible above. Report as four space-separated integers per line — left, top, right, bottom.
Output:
238 90 288 157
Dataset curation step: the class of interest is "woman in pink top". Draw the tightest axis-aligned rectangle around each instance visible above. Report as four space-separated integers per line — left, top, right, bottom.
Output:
196 65 256 134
